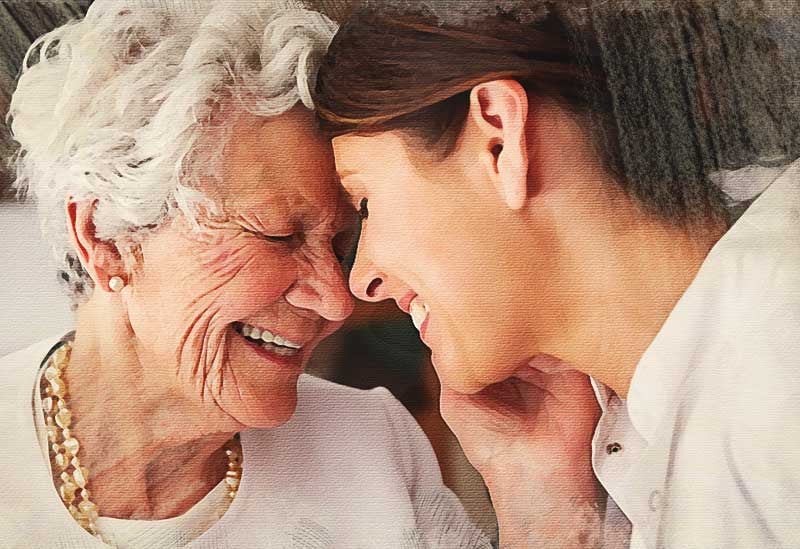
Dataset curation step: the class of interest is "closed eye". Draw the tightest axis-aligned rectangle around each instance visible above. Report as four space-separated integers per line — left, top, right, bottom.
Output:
264 234 295 243
243 228 298 244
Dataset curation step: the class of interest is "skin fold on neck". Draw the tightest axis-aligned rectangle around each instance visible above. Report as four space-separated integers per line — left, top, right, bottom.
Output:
59 301 242 520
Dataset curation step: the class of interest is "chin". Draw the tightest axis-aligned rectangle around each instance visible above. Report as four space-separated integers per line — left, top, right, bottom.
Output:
229 383 300 429
218 362 303 429
432 342 525 396
430 348 486 395
219 331 310 427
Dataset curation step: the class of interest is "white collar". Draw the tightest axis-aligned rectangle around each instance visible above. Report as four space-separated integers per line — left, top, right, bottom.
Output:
616 159 800 442
590 376 613 414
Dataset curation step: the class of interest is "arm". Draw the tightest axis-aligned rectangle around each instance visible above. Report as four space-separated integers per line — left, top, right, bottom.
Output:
438 355 612 548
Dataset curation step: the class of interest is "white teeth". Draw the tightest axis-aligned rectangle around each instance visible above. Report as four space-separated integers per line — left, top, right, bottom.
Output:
236 323 303 350
277 336 302 350
409 297 429 332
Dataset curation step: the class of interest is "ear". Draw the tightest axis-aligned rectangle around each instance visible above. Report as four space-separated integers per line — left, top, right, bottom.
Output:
468 80 530 210
65 199 127 293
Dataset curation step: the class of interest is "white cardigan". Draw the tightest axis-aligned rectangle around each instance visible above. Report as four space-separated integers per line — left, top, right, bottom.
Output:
0 337 491 548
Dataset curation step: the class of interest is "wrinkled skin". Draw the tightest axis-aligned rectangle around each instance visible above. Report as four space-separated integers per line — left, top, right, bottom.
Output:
65 107 357 519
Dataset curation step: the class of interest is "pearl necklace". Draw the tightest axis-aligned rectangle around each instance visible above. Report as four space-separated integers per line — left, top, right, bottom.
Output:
40 341 243 543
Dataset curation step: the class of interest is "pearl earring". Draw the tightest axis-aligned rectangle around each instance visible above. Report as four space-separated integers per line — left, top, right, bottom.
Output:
108 276 125 293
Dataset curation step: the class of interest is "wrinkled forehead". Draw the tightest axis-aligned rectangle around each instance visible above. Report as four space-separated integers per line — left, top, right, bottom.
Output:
207 109 355 232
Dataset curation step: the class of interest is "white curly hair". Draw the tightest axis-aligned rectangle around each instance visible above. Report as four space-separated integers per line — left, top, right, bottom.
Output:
7 0 338 304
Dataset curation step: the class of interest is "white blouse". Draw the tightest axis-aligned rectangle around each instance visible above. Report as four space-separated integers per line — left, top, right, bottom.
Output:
2 336 491 548
591 160 800 548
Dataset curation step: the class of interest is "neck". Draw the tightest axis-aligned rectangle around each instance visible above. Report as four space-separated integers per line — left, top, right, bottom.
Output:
61 299 242 519
554 214 725 400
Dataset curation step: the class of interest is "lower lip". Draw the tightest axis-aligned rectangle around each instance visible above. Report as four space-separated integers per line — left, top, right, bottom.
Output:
234 330 305 373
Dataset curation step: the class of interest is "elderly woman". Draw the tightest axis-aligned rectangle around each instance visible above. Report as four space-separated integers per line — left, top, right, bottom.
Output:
315 2 800 548
1 1 490 547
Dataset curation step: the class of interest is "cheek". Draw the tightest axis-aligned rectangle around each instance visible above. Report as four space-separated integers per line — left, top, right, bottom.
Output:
129 237 297 352
425 245 539 389
193 241 296 319
434 311 531 392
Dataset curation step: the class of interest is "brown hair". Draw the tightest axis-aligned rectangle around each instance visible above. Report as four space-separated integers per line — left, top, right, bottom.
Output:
315 2 800 225
315 5 608 157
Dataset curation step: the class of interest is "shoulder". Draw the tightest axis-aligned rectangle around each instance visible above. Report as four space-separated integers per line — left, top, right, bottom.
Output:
0 336 63 403
684 313 800 461
295 375 435 449
296 373 396 417
0 336 67 464
239 377 490 547
0 337 66 528
691 210 800 379
708 221 800 327
710 167 800 309
0 336 62 367
674 225 800 442
686 316 800 433
289 375 411 440
290 375 425 435
246 375 438 483
241 377 446 514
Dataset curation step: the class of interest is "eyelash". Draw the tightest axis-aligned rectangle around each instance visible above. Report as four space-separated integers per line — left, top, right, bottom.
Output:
264 235 294 243
242 228 296 244
358 198 369 220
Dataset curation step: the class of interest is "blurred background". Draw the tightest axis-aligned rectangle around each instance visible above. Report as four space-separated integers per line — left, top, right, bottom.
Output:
0 0 497 539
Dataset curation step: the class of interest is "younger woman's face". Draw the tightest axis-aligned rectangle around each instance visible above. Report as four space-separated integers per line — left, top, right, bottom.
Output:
332 131 571 394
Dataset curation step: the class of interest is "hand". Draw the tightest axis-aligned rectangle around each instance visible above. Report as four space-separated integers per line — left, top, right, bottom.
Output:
439 354 600 476
439 354 605 547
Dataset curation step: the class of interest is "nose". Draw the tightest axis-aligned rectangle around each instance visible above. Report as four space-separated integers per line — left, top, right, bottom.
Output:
349 246 389 303
284 252 355 322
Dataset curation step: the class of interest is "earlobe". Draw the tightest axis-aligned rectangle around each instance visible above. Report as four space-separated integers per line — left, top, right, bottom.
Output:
108 276 126 293
497 134 529 211
469 80 530 211
65 199 127 293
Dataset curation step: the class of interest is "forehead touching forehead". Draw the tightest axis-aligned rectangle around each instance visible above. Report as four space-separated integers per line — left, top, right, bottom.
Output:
333 131 409 169
209 108 353 232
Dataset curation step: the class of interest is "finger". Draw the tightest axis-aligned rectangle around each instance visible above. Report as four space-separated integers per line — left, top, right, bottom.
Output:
440 381 524 427
512 365 551 388
526 353 575 375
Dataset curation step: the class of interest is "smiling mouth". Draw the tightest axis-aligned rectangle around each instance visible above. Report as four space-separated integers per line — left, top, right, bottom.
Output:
232 322 303 357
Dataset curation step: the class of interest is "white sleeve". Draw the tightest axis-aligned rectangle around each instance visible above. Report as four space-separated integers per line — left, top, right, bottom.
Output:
372 387 493 549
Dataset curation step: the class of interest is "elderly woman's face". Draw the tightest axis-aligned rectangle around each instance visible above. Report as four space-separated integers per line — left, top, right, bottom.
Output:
126 109 356 427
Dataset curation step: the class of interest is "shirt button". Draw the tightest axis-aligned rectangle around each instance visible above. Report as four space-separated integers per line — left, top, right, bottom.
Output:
605 442 623 455
648 490 662 512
